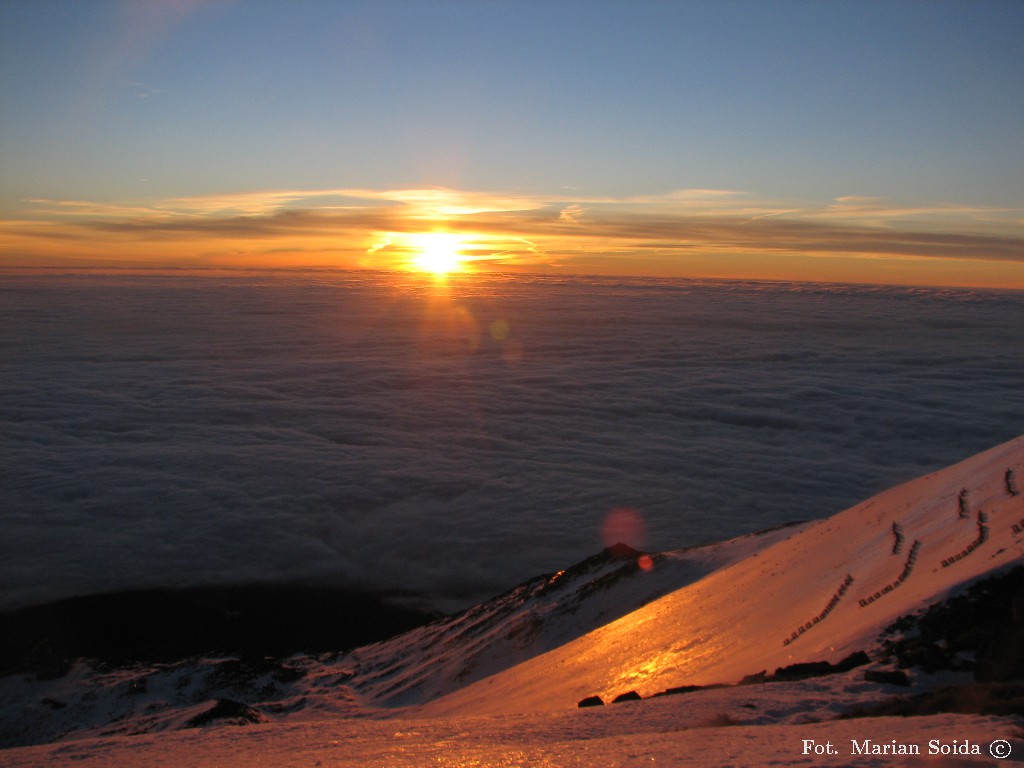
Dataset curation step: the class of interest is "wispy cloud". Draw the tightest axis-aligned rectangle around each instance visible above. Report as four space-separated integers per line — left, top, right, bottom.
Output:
23 198 187 218
558 205 585 224
153 188 549 218
4 188 1023 283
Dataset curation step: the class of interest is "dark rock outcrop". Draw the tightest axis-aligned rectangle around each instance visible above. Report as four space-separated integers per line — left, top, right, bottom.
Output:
880 565 1024 681
834 651 871 671
771 661 836 682
185 698 266 729
769 651 871 682
864 669 911 687
612 690 643 703
840 682 1024 719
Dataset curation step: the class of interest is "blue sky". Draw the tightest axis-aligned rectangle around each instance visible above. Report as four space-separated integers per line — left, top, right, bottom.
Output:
1 0 1022 285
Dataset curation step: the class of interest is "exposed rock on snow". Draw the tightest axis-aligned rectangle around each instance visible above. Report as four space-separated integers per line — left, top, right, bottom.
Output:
1 434 1022 765
418 434 1024 718
864 669 911 687
879 564 1024 681
611 691 643 703
184 699 266 729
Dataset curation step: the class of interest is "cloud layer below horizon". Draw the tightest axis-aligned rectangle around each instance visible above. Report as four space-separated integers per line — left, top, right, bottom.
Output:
2 271 1024 612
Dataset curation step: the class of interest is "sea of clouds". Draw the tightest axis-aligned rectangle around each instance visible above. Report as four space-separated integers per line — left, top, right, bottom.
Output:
2 270 1023 612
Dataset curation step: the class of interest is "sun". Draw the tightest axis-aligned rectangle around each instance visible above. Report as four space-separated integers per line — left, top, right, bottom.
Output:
410 232 465 275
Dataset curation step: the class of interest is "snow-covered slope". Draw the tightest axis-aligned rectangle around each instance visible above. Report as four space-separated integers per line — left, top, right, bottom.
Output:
0 523 807 747
2 434 1022 762
343 522 808 708
419 434 1024 717
3 705 1016 768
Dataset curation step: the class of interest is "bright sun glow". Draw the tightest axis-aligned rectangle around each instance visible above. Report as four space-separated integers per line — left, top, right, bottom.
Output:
410 232 465 275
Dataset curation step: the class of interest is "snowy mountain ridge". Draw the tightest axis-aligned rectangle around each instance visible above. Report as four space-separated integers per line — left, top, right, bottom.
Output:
2 434 1023 762
419 433 1024 718
0 521 810 747
343 521 810 709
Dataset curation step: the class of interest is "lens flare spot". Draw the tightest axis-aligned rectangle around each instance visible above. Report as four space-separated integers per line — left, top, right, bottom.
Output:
453 305 481 351
637 554 654 572
490 319 509 341
601 507 646 550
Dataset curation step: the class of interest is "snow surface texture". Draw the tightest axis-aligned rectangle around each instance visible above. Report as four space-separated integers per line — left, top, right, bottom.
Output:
420 434 1024 717
0 525 807 747
3 710 1018 767
4 272 1024 613
2 434 1023 765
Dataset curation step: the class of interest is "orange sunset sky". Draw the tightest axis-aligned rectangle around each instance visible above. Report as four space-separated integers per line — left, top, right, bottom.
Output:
2 1 1022 288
